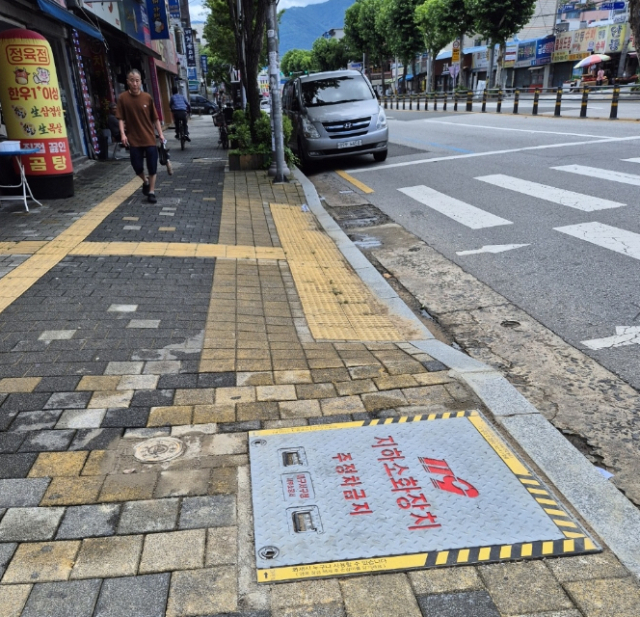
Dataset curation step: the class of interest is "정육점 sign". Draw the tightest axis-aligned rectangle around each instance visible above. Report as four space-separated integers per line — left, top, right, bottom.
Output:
0 29 73 177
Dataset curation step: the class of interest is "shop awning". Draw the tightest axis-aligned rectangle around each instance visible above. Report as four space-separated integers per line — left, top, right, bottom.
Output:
37 0 104 41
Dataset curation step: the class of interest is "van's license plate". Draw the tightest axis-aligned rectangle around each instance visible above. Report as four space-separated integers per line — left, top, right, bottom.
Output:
338 139 362 149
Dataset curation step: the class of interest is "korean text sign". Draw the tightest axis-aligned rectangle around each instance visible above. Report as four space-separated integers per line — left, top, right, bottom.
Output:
0 29 73 176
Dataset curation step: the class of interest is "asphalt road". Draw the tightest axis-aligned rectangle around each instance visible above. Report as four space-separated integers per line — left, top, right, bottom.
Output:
310 110 640 392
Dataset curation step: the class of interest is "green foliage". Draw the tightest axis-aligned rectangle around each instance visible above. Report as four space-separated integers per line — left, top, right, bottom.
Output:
281 49 314 75
468 0 536 46
228 110 294 163
311 37 350 72
203 0 237 68
344 1 366 55
379 0 423 66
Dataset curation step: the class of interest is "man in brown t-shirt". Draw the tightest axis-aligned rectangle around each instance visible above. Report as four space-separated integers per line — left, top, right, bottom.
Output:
117 69 165 203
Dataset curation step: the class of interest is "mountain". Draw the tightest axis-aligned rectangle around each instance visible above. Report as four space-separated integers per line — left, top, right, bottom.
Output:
279 0 354 55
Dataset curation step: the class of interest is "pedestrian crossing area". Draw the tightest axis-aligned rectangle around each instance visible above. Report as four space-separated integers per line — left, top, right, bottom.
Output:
397 158 640 261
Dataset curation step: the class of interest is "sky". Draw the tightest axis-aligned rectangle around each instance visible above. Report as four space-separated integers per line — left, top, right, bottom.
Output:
188 0 328 24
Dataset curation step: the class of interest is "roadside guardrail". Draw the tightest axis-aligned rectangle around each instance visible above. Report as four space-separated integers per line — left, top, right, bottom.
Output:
382 83 640 120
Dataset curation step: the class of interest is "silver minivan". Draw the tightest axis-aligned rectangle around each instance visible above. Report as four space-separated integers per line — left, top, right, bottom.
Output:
282 69 388 165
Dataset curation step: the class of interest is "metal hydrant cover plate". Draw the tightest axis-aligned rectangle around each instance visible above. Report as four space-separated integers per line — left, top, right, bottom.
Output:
249 411 599 583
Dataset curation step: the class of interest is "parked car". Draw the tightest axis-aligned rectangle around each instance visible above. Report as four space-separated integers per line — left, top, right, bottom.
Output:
189 95 218 115
281 69 388 165
260 97 271 113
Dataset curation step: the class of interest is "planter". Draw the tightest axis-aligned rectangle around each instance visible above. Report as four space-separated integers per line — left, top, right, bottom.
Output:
228 153 267 171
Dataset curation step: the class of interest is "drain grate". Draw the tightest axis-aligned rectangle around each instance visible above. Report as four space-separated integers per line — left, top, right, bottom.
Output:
249 411 599 582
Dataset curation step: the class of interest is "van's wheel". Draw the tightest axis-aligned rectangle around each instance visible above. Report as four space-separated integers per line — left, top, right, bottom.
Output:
373 150 388 162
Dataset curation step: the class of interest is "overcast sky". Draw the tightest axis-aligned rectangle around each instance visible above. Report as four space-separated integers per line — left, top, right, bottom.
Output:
189 0 328 23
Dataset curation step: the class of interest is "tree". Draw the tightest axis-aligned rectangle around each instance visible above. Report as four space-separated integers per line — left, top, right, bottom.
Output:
415 0 453 91
203 0 237 69
468 0 536 87
630 0 640 78
281 49 314 75
218 0 268 137
360 0 392 92
379 0 424 92
344 1 367 58
311 37 350 72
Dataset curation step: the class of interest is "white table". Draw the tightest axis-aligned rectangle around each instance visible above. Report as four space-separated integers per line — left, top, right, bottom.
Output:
0 147 44 212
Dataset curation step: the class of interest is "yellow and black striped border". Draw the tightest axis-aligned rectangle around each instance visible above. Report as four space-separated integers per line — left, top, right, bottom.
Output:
252 409 601 583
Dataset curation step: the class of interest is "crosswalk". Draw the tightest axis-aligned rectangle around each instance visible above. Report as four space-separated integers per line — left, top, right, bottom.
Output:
397 158 640 261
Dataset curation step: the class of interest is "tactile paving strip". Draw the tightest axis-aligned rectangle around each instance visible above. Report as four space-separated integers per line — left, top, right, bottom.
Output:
249 411 600 582
270 203 404 341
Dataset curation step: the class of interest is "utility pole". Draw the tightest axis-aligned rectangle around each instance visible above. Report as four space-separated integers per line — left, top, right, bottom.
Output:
266 0 289 182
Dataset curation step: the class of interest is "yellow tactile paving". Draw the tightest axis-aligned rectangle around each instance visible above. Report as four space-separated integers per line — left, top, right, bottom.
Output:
0 241 47 255
270 203 403 341
0 177 141 315
70 242 285 260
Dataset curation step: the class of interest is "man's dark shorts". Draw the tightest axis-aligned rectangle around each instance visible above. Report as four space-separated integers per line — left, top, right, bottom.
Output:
129 145 158 176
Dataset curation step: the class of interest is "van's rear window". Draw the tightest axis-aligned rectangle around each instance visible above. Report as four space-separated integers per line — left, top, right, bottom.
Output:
301 76 373 107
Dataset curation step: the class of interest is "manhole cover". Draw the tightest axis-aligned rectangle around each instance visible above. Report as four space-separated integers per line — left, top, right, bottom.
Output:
249 411 599 582
134 437 185 463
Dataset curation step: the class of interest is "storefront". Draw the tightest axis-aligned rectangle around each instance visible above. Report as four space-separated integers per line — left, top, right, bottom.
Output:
0 0 105 160
513 36 555 90
551 23 628 87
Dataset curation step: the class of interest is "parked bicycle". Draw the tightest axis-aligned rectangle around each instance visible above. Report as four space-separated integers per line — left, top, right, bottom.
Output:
214 109 229 149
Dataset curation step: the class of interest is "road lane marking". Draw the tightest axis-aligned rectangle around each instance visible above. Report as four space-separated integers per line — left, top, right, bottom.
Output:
554 222 640 261
421 120 608 138
457 244 530 256
621 157 640 164
346 135 640 173
335 170 374 193
552 165 640 186
398 185 513 229
582 326 640 350
476 174 625 212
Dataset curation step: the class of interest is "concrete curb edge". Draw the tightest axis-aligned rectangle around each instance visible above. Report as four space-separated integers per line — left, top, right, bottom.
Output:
293 165 640 580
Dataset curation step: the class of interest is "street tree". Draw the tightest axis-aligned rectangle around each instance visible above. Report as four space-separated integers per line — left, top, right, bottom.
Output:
359 0 392 93
415 0 453 91
379 0 424 92
311 37 350 72
468 0 536 87
344 0 367 58
212 0 268 137
281 49 314 75
630 0 640 72
203 0 237 69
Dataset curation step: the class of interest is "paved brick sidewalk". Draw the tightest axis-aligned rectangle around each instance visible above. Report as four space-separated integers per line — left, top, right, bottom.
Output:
0 115 638 616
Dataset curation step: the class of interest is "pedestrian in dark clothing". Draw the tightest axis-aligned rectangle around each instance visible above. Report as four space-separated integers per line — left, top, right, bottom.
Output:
116 69 165 204
107 103 121 143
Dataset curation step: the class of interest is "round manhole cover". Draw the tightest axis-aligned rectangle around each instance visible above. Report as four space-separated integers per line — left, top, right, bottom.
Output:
134 437 185 463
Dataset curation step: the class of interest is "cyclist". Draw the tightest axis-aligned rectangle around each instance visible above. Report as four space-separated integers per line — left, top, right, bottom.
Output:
169 86 191 142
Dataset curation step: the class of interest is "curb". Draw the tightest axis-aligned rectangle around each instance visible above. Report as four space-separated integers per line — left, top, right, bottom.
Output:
294 166 640 579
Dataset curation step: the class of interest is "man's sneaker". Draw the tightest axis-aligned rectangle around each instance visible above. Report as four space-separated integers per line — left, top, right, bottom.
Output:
186 136 191 142
142 182 150 196
147 193 157 204
175 134 180 139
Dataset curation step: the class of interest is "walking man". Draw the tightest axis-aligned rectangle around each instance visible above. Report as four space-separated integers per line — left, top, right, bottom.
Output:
169 86 191 141
117 69 164 203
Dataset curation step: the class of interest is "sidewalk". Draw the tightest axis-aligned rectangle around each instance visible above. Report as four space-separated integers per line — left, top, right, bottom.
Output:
0 114 638 617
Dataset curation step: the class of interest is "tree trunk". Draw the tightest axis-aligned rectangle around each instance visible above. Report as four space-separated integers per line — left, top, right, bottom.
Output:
402 62 407 94
379 55 386 95
631 0 640 77
411 58 417 93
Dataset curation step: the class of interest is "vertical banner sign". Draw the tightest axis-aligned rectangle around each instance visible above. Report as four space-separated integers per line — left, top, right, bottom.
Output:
71 29 99 155
451 39 461 86
200 54 208 75
0 29 73 176
146 0 170 39
168 0 180 20
184 28 196 66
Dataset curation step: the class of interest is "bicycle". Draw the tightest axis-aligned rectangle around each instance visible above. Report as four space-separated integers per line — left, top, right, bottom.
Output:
173 110 190 151
214 110 229 149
